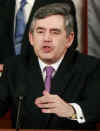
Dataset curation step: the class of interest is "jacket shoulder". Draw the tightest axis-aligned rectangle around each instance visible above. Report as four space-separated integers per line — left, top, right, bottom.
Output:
74 51 100 72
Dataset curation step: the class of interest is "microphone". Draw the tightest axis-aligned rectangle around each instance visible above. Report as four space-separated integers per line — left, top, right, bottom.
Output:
15 83 26 131
15 71 27 130
16 96 24 131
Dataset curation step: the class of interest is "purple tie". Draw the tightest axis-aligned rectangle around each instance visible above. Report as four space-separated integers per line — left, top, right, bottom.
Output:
44 66 54 92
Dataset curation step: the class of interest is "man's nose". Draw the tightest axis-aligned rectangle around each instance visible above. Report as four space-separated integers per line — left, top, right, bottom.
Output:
43 31 52 41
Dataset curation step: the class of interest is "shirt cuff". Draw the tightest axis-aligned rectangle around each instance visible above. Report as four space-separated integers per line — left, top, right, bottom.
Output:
0 72 2 77
70 103 86 123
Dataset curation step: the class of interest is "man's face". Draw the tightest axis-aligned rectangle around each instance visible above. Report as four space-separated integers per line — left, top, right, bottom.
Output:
29 15 74 64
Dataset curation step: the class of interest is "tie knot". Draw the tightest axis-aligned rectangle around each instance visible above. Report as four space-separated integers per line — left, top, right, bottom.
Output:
20 0 27 7
45 66 54 77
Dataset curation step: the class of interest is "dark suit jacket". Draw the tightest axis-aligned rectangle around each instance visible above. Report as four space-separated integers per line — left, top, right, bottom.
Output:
0 0 14 63
0 0 68 63
0 50 100 129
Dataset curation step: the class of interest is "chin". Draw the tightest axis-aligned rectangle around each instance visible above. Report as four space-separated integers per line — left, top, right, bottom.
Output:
40 57 53 64
40 54 52 60
39 53 55 62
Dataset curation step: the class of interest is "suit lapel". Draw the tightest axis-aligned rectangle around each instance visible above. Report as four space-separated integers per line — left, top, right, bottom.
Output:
51 52 75 96
10 0 16 36
26 55 44 98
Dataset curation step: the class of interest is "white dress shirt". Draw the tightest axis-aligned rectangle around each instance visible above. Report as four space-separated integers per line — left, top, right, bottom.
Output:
38 57 85 123
38 57 63 81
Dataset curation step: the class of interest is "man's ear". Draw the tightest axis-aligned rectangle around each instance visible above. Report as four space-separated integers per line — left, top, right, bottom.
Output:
29 32 34 46
66 32 74 48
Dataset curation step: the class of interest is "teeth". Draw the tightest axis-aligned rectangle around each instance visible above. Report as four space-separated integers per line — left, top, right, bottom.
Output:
44 46 50 48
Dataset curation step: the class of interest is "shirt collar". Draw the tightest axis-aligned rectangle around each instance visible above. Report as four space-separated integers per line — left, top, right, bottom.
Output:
17 0 35 5
38 57 64 73
27 0 35 5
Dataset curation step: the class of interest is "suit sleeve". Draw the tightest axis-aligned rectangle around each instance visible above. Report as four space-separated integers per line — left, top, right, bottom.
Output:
0 65 9 117
77 64 100 123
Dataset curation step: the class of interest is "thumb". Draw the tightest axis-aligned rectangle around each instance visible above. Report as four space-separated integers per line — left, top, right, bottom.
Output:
43 90 50 96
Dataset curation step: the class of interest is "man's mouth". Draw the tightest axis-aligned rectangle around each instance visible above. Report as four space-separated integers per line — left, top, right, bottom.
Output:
42 46 52 53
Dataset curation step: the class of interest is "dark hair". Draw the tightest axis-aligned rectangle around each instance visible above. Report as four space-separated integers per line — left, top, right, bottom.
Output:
30 3 74 36
21 0 78 58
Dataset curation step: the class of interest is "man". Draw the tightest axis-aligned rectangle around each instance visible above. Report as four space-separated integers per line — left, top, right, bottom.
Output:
0 0 65 73
0 1 100 129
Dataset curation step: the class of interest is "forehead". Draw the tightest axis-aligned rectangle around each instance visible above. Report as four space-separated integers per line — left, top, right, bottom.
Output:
34 15 65 29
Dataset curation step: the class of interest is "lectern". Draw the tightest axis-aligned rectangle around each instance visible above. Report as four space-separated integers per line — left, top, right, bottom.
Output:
0 120 12 128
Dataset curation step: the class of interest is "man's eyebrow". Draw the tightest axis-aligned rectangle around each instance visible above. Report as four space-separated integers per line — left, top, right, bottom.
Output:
36 27 45 30
50 28 61 32
36 27 61 32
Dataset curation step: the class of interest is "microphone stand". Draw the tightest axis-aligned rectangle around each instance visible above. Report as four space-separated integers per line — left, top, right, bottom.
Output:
16 96 23 131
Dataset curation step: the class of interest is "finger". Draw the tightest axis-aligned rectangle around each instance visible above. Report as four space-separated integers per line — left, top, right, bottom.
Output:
35 93 61 108
0 64 3 72
35 90 50 105
41 108 56 114
35 94 57 104
43 90 50 96
35 95 51 105
36 102 56 108
35 98 54 106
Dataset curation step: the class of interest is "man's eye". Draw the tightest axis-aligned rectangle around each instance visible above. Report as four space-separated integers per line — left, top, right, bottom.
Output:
52 31 60 35
37 30 44 33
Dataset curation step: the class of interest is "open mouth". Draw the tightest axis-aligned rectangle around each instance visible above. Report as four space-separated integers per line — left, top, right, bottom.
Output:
42 46 52 53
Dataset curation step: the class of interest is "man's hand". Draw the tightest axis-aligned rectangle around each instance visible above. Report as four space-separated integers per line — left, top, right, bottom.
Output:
0 64 3 77
0 64 3 72
35 90 75 118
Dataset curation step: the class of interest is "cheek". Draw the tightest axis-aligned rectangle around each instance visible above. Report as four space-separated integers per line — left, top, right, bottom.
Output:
33 43 42 55
56 39 67 50
56 42 67 56
34 37 43 46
